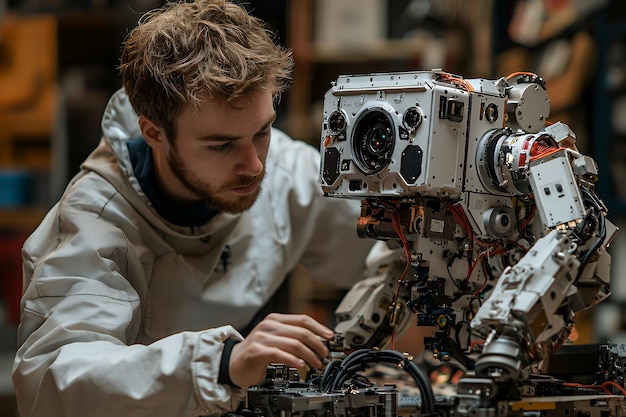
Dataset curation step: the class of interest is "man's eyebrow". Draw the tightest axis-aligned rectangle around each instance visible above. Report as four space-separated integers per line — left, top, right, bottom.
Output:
198 113 277 143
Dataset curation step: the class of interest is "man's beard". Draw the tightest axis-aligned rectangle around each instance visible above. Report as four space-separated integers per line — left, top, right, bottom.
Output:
167 146 264 214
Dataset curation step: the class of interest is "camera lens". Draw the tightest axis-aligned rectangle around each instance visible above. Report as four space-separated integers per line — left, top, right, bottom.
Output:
353 109 394 175
366 124 390 155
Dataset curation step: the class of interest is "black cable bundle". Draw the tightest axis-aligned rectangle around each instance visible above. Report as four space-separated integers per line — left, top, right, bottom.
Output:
574 187 607 281
319 349 437 416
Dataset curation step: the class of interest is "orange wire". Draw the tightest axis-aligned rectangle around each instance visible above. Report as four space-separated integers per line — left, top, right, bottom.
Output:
530 147 562 162
447 203 474 281
563 381 626 396
439 73 475 92
518 204 536 234
603 381 626 396
562 382 601 389
448 203 479 283
506 71 539 80
471 247 506 296
388 205 412 350
529 141 552 156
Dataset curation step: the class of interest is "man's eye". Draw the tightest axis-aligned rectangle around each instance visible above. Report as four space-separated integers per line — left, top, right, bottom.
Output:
256 130 271 139
208 143 231 152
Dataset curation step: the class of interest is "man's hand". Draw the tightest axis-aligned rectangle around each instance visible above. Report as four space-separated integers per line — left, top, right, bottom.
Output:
228 313 333 388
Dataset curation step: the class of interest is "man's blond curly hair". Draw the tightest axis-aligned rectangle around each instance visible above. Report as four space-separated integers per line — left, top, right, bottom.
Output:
119 0 293 141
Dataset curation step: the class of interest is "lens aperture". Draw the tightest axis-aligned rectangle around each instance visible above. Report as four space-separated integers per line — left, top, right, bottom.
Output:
366 124 390 155
353 109 394 174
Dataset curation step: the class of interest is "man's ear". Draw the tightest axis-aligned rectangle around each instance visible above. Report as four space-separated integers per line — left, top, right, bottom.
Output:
138 116 168 151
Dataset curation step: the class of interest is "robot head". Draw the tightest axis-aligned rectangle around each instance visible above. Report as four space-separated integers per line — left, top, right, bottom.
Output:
319 70 552 200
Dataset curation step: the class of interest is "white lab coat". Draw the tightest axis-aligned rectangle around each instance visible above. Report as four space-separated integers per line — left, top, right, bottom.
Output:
12 89 374 417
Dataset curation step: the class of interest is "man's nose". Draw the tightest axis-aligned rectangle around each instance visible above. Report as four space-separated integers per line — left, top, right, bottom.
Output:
237 141 264 176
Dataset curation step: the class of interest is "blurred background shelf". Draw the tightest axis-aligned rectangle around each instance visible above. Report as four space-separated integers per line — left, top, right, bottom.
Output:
0 208 48 229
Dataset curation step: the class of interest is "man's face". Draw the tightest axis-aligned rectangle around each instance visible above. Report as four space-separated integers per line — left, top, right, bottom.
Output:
158 90 276 214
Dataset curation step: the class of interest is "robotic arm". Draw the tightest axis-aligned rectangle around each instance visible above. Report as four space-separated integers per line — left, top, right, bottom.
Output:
471 143 616 380
332 264 411 351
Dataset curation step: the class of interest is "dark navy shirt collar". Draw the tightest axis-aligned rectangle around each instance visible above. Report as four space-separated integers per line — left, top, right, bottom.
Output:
127 136 219 227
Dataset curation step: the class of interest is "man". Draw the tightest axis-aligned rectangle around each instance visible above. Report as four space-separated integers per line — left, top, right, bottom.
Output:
12 1 374 416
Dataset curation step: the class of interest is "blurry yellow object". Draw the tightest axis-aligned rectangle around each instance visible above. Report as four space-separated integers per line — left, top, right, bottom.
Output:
0 13 58 169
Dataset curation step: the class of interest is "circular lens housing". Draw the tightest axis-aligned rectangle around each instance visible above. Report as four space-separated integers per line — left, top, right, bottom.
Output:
353 109 395 175
403 106 423 130
328 110 348 135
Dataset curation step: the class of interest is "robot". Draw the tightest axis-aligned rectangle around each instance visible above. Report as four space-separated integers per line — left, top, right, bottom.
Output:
242 70 621 417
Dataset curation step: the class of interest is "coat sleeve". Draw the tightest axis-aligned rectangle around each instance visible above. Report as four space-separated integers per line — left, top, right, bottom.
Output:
13 203 246 417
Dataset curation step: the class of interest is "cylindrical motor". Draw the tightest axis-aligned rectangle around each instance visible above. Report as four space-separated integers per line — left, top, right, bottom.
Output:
474 335 524 382
477 128 558 195
506 78 550 133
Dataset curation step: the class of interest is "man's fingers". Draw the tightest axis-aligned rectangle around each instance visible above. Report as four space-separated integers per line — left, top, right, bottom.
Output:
229 339 315 388
265 313 334 339
228 314 335 388
252 333 326 369
255 314 331 360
